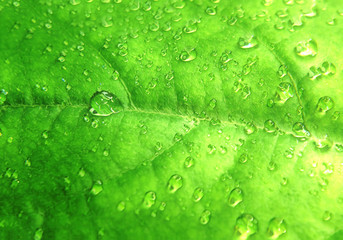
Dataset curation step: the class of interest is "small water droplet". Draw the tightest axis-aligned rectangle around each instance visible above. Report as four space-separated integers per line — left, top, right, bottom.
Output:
193 187 204 202
244 122 257 135
180 48 197 62
322 211 332 221
199 209 211 224
205 6 217 16
117 201 126 212
264 120 277 133
142 191 157 208
90 180 103 196
34 228 43 240
238 35 258 49
228 187 243 207
167 174 183 193
184 156 194 168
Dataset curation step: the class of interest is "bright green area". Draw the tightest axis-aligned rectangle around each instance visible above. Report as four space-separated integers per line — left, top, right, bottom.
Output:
0 0 343 239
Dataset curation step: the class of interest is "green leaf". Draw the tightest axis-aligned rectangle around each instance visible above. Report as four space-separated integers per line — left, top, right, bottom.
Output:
1 0 343 239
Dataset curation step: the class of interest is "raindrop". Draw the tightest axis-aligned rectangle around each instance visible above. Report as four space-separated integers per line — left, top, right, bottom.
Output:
228 187 243 207
167 174 183 193
295 39 317 57
267 218 287 239
238 35 258 49
90 91 123 116
235 214 258 239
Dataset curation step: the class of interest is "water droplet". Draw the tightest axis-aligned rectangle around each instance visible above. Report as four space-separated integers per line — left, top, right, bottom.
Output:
335 144 343 152
117 201 126 212
90 180 103 196
244 122 257 135
0 89 7 105
274 82 294 104
199 209 211 224
278 65 288 78
264 120 277 133
316 96 334 113
239 153 249 164
193 187 204 202
205 6 217 16
34 228 43 240
234 214 258 239
90 91 123 116
184 156 194 168
295 39 317 57
292 122 310 138
209 98 217 109
41 130 49 139
238 36 258 49
228 187 243 207
267 218 287 239
184 21 198 33
167 174 183 193
142 191 157 208
180 48 197 62
323 211 332 221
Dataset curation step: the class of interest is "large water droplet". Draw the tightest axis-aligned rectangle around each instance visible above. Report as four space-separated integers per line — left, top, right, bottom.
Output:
234 213 258 239
228 187 243 207
90 91 123 116
316 96 334 113
267 218 287 239
167 174 183 193
295 39 317 57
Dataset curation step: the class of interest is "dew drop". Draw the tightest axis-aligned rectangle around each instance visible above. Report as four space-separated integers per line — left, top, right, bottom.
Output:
117 201 126 212
228 187 243 207
205 6 217 16
142 191 157 208
267 218 287 239
180 48 197 62
316 96 334 113
295 39 317 57
199 209 211 225
90 91 123 116
234 214 258 239
90 180 103 196
34 228 43 240
193 187 204 202
244 122 257 135
238 35 258 49
292 122 310 138
184 156 194 168
167 174 183 193
274 82 294 104
264 120 277 133
0 89 7 105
